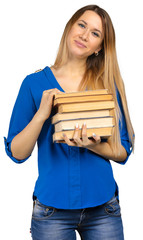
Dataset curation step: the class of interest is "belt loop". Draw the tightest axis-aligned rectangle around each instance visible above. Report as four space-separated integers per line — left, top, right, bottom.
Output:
33 200 36 208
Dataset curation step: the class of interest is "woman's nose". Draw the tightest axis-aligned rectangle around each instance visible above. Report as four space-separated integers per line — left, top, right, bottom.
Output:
80 30 89 41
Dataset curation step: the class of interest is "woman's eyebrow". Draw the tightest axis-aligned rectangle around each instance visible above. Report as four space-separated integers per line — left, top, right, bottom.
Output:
79 19 102 35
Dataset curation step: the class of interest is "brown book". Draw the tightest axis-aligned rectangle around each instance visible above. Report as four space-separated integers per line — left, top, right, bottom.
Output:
53 127 113 142
51 109 114 124
53 94 113 106
52 89 115 143
57 101 115 113
54 89 109 100
54 117 115 132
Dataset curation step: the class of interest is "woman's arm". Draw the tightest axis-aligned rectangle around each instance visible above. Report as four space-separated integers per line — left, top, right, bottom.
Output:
11 88 61 160
11 112 45 160
86 138 127 162
62 123 127 162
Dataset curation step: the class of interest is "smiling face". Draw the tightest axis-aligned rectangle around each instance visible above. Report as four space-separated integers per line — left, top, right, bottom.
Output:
66 10 104 60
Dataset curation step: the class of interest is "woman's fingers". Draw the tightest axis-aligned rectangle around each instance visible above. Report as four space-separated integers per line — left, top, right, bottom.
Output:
37 88 61 122
81 123 89 143
72 123 83 146
62 133 75 146
92 133 101 144
43 88 61 93
62 123 101 147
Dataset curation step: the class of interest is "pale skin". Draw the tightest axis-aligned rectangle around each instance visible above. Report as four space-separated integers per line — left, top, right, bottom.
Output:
11 10 127 161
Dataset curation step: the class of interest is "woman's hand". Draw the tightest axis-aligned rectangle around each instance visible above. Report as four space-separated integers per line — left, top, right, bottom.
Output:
36 88 61 123
62 122 127 162
62 123 101 148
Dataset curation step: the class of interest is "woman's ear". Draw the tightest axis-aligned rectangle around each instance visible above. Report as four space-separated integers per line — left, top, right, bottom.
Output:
95 52 99 56
95 47 102 56
95 45 102 53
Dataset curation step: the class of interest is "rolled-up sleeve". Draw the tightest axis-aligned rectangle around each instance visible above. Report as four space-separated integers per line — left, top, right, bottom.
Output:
4 76 37 163
116 89 132 165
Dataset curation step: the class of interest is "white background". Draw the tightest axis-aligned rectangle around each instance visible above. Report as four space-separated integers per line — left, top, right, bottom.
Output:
0 0 142 239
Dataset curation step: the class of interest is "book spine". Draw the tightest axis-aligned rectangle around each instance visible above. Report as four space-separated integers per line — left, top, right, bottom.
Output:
51 109 114 124
54 89 109 99
53 127 113 141
54 94 113 106
54 117 115 132
58 101 115 113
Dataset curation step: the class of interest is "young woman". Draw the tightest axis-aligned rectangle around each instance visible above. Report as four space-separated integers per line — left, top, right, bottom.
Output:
4 4 134 240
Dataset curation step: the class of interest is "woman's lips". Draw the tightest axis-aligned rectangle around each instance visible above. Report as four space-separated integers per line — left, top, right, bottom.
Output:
74 40 87 48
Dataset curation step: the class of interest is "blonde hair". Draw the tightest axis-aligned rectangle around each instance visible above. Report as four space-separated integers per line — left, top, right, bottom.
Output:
52 5 135 155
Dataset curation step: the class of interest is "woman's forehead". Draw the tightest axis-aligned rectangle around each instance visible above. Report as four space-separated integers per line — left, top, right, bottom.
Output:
77 10 103 31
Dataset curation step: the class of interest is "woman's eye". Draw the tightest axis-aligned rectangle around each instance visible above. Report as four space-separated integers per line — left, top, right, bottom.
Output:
78 23 85 28
92 32 99 37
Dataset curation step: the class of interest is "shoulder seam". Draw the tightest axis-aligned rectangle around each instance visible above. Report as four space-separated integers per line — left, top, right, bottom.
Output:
34 69 43 73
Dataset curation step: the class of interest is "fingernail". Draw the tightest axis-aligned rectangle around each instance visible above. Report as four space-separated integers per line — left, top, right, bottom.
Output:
83 122 86 126
76 123 79 128
92 133 96 137
62 133 66 137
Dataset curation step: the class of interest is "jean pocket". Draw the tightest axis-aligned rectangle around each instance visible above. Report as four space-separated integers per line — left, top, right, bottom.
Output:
104 196 121 217
32 199 57 221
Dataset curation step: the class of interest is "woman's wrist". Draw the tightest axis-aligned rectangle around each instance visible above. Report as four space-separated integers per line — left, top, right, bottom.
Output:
34 110 47 125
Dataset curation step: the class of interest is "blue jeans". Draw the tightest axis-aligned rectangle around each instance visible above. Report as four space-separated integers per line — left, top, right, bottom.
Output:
31 195 124 240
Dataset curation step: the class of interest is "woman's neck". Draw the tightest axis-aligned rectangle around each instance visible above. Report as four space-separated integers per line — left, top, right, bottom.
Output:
56 59 87 79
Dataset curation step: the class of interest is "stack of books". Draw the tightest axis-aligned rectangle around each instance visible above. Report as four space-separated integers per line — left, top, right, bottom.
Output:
52 89 115 143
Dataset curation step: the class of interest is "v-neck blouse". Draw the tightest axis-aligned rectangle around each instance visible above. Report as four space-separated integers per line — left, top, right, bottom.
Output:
45 66 66 92
4 66 132 209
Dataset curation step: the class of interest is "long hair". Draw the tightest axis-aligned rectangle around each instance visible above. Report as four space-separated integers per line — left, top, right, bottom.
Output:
52 5 135 155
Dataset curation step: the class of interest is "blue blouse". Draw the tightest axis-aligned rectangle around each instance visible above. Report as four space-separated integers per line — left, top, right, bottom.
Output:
4 66 132 209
